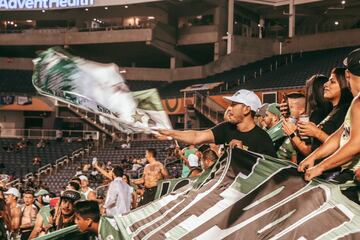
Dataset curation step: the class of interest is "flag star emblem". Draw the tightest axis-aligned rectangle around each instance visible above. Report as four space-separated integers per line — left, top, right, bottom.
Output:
132 111 144 123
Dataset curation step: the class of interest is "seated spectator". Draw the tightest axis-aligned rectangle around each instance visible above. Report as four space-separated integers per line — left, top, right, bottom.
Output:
32 156 42 166
36 139 46 149
75 167 83 177
82 163 91 173
74 200 122 239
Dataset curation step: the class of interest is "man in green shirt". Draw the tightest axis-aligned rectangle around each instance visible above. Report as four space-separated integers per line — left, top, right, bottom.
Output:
179 144 198 178
74 200 122 240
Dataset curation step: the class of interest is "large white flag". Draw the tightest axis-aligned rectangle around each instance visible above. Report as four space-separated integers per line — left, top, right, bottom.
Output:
32 47 172 133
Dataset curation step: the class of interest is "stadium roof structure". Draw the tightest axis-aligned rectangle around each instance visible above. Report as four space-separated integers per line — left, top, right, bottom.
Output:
236 0 324 7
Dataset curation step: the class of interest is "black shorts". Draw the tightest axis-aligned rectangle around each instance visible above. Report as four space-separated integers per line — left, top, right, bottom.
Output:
140 186 157 206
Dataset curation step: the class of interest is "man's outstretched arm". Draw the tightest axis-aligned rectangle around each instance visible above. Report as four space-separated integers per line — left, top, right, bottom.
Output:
156 129 215 145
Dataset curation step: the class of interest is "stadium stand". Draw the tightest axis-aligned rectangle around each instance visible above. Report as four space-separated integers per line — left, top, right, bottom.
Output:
0 69 35 93
42 139 175 193
229 46 359 91
0 138 86 177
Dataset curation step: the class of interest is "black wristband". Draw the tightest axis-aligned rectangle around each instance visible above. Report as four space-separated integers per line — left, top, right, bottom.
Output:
289 132 297 139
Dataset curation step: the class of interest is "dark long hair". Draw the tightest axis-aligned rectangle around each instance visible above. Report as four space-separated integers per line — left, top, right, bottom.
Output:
330 67 353 106
305 74 332 115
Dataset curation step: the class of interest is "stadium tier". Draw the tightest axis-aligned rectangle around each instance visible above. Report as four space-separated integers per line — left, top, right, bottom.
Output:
0 138 86 177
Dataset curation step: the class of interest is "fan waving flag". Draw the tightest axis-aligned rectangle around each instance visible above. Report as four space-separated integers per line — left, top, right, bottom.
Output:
32 47 172 133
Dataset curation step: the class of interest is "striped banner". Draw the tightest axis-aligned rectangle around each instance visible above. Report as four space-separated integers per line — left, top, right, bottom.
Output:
36 148 360 239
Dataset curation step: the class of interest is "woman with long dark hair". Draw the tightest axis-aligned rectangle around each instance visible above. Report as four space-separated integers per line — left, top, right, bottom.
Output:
298 68 352 151
283 74 331 159
284 69 352 159
305 74 332 124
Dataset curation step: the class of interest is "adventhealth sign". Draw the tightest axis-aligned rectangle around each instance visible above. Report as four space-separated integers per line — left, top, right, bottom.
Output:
0 0 94 9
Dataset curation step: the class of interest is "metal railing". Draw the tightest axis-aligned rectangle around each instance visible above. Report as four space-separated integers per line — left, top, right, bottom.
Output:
193 92 225 124
5 146 90 188
0 128 99 140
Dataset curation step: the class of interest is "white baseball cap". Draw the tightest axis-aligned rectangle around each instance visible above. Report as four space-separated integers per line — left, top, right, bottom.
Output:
79 175 88 181
4 187 21 198
224 89 261 112
188 154 199 167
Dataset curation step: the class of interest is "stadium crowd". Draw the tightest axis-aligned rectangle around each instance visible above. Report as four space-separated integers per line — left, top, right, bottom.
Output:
0 49 359 240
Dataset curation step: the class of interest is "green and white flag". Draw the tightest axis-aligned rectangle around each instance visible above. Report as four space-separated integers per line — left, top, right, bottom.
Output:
32 47 172 133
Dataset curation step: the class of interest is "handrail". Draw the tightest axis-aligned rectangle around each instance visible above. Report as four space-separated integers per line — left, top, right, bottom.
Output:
24 173 33 179
38 164 51 173
6 178 20 187
56 156 68 165
193 92 224 124
0 128 99 140
194 91 225 111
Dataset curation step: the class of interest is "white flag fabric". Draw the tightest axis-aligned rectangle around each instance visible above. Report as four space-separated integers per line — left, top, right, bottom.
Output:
32 47 172 133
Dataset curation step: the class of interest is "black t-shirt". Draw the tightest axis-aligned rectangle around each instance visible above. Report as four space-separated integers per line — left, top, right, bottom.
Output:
311 103 350 151
211 122 276 157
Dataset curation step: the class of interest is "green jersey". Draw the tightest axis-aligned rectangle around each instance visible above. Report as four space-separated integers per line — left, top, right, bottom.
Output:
277 138 297 161
98 217 122 240
39 205 51 227
181 147 197 178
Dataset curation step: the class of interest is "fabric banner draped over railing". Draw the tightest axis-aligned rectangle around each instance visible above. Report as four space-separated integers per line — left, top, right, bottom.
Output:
36 148 360 240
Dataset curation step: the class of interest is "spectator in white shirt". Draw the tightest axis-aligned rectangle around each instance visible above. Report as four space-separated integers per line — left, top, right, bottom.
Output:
103 166 131 216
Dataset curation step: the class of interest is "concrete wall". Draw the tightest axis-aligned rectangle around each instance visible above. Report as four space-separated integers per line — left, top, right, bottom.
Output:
281 28 360 54
0 57 34 70
2 29 360 81
0 28 153 46
0 111 24 129
177 25 219 45
233 36 275 58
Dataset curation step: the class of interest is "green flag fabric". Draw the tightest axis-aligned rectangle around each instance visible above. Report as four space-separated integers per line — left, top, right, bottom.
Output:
35 148 360 240
32 47 171 133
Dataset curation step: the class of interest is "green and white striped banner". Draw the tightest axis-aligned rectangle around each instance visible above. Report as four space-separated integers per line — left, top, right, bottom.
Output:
36 148 360 240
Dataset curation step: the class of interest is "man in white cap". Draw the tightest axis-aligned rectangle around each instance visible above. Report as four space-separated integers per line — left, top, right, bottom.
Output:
187 153 202 177
5 187 21 238
79 175 96 200
157 89 276 157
